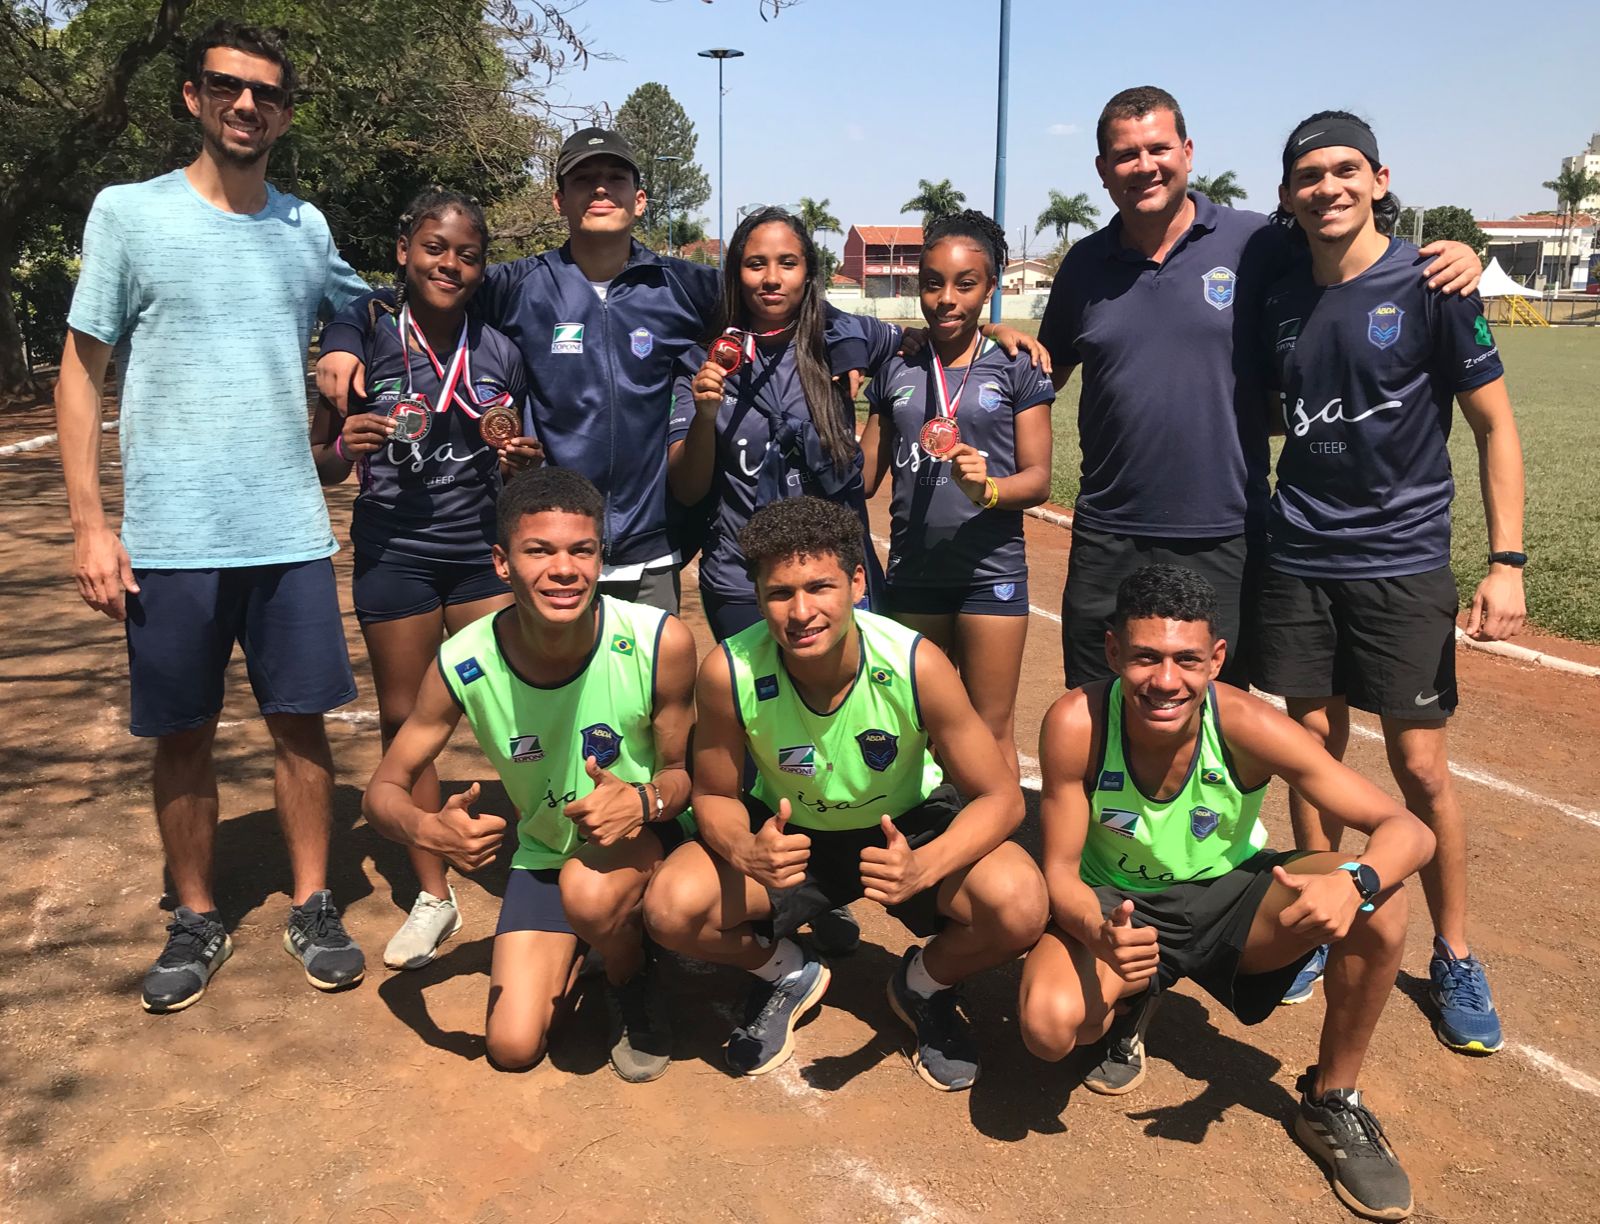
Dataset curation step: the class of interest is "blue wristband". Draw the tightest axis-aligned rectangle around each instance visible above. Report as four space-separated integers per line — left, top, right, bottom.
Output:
1337 861 1377 913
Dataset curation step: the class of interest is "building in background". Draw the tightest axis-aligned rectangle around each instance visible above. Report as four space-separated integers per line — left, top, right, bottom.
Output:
1001 258 1053 293
840 225 922 298
1562 134 1600 211
1476 213 1595 289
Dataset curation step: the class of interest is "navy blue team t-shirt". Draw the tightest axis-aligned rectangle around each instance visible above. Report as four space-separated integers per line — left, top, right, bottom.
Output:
1261 237 1504 578
352 310 529 563
866 340 1055 589
1038 193 1290 538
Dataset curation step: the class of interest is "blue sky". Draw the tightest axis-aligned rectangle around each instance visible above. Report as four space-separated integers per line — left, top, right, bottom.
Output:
549 0 1598 257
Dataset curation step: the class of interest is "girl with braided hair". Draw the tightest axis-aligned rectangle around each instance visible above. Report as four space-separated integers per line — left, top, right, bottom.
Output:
860 209 1056 779
311 188 541 969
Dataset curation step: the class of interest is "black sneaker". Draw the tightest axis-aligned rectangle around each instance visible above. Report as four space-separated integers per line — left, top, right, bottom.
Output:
1294 1066 1414 1221
886 947 980 1091
607 958 672 1083
142 907 231 1014
725 955 831 1076
808 906 862 957
282 890 365 991
1083 989 1161 1096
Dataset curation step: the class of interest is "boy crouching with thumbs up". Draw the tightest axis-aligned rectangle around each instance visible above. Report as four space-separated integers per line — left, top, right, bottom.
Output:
363 468 698 1083
644 497 1047 1091
1019 563 1434 1223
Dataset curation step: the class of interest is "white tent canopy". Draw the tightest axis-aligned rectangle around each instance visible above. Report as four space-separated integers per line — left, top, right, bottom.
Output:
1476 258 1538 298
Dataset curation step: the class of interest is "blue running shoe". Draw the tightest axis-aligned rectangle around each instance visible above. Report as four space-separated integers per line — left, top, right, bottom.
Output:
725 955 831 1076
1428 937 1503 1055
1282 944 1329 1006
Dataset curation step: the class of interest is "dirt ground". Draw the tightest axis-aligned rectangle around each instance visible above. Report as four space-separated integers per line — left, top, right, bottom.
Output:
3 396 1598 1223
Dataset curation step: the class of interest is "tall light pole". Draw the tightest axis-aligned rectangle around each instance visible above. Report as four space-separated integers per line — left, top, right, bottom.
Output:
698 47 744 269
655 154 682 256
989 0 1011 325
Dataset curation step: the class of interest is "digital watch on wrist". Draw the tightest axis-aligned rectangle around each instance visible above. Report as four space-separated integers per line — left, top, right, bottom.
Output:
1337 861 1380 912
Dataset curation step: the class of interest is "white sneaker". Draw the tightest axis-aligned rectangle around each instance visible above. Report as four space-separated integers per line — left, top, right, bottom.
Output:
383 887 462 969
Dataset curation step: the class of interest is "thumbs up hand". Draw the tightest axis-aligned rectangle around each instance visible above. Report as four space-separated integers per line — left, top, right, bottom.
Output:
1273 864 1361 942
739 798 811 890
420 782 506 873
563 756 643 847
1095 898 1160 983
859 814 926 907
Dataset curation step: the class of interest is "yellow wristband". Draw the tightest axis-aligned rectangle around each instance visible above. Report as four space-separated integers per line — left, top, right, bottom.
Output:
982 477 1000 509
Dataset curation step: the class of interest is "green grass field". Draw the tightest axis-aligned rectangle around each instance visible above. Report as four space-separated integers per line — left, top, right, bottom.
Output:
870 320 1600 643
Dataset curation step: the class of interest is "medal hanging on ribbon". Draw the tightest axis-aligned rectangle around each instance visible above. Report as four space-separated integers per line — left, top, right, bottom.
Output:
918 337 981 460
707 323 796 374
400 307 519 446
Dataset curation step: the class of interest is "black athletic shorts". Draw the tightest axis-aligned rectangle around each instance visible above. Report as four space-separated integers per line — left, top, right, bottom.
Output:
746 785 964 942
352 549 509 626
1251 564 1458 720
1092 849 1317 1026
882 577 1030 618
1062 524 1256 690
495 821 688 936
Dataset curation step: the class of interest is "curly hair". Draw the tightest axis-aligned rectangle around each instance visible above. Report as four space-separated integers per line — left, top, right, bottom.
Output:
1111 563 1218 637
738 497 864 583
496 467 603 547
922 209 1009 280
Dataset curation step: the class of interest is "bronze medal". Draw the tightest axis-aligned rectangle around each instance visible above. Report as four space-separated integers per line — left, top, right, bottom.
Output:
919 417 960 459
389 397 432 443
708 335 743 373
479 404 521 448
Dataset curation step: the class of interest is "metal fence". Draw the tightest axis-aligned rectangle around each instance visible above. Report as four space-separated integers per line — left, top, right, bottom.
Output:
1484 295 1600 326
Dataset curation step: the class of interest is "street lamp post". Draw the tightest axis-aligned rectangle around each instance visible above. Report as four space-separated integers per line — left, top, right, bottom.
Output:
655 154 682 257
698 47 744 270
989 0 1011 325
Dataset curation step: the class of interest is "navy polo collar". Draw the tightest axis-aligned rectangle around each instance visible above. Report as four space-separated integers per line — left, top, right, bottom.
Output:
1105 191 1220 262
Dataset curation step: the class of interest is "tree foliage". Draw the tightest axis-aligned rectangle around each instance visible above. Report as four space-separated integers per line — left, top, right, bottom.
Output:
1540 165 1600 288
1035 189 1099 244
1396 205 1488 259
615 81 710 253
1191 170 1247 207
900 178 965 228
797 195 841 281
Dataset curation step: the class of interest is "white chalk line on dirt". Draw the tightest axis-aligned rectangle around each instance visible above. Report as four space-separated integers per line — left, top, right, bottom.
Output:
0 418 117 456
1511 1044 1600 1100
831 1155 953 1223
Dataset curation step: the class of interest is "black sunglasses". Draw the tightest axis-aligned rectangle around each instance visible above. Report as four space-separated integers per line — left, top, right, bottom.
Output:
199 70 291 113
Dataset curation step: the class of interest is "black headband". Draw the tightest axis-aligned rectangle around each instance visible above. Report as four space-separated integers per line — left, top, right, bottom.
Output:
1283 118 1381 182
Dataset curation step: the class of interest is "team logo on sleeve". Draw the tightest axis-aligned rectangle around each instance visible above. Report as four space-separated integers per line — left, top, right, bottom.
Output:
509 734 545 763
1473 316 1495 347
756 673 780 701
978 382 1003 412
856 729 898 772
1202 267 1237 310
1190 805 1221 841
630 328 654 358
778 745 817 776
551 323 585 355
1367 303 1403 349
870 666 894 688
454 658 484 685
1100 808 1140 838
611 634 634 655
580 722 622 768
1097 770 1124 791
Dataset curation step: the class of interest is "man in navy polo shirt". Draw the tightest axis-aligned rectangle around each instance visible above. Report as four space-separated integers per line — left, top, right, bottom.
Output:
1257 111 1525 1057
1037 86 1483 691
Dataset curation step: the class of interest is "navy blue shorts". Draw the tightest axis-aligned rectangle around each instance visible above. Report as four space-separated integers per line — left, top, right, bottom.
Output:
352 549 509 626
495 821 689 936
882 578 1030 618
125 559 356 738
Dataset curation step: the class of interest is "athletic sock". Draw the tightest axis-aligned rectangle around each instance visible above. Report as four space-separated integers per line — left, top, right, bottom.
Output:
752 938 804 983
903 946 951 999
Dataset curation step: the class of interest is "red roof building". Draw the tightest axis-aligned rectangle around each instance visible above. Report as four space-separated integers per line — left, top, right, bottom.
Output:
841 225 922 297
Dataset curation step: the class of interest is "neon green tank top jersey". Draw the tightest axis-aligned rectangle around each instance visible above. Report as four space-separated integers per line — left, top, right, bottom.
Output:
1081 680 1268 892
438 596 692 870
723 609 944 832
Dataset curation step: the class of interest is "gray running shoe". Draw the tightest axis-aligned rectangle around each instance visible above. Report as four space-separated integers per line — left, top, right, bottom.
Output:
808 906 861 957
283 890 365 991
607 958 672 1083
382 887 462 970
1295 1067 1413 1221
725 955 831 1076
886 948 980 1092
142 907 231 1014
1083 989 1161 1096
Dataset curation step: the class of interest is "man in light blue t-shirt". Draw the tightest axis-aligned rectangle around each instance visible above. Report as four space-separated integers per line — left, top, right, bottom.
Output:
55 20 368 1014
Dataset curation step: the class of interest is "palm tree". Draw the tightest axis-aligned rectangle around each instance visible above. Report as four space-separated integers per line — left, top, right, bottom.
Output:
900 178 966 227
1035 189 1101 246
796 196 843 281
1192 170 1248 208
1540 165 1600 290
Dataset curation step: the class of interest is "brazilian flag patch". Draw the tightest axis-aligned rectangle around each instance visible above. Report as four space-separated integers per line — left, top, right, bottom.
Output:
611 635 634 655
870 666 894 687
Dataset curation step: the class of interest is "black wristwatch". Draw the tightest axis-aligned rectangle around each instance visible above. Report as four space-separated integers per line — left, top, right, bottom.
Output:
1337 861 1381 912
1488 551 1528 568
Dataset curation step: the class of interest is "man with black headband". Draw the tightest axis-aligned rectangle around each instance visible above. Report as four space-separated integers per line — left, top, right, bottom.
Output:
1257 111 1525 1068
1036 86 1484 697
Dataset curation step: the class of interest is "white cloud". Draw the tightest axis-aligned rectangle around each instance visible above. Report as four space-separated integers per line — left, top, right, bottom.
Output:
1047 123 1079 137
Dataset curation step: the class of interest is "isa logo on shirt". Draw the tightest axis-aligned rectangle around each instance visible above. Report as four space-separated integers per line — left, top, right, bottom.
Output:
630 328 653 358
552 323 585 355
1367 303 1403 349
1202 267 1237 310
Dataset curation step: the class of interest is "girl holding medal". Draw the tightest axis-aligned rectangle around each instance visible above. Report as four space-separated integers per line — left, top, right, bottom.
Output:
860 211 1056 779
311 188 541 970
